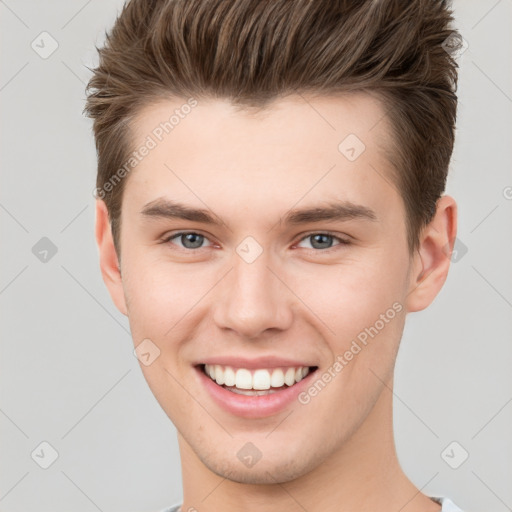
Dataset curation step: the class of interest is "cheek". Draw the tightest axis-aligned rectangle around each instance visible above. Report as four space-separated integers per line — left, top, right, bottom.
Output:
121 252 225 352
290 259 407 422
289 252 409 344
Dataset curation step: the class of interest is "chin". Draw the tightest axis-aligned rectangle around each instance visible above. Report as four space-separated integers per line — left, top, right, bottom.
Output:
197 444 323 485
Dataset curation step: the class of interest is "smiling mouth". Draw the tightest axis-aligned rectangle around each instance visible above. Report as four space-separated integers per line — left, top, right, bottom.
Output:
199 363 318 396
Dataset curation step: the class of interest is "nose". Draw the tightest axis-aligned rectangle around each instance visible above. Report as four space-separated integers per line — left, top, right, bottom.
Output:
212 249 293 340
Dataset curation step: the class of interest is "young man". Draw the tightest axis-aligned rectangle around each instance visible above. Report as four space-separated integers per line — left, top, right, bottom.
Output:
86 1 464 510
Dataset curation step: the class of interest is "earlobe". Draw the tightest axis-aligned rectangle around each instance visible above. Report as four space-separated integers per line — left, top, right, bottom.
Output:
95 199 128 316
405 195 458 313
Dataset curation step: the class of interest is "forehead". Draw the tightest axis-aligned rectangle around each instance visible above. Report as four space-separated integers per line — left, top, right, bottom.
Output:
131 91 391 155
123 92 401 226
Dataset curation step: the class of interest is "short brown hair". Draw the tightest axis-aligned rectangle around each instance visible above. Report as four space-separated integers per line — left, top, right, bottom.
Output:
85 0 461 255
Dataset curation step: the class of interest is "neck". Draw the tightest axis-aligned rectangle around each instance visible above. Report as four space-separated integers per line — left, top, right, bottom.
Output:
177 376 439 512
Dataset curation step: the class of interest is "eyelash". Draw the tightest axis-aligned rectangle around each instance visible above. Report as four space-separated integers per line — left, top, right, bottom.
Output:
161 231 351 253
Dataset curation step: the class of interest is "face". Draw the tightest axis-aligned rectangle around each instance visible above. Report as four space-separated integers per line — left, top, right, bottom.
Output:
96 93 451 484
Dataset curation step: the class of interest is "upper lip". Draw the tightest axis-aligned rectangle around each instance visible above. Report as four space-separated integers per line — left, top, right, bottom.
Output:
195 356 317 369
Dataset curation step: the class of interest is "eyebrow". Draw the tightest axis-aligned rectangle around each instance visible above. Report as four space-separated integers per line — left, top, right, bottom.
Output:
140 198 377 227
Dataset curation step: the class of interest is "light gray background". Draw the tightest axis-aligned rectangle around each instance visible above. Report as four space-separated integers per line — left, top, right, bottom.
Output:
1 1 511 511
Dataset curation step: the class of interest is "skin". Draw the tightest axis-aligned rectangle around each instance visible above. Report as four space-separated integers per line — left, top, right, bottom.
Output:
95 92 457 512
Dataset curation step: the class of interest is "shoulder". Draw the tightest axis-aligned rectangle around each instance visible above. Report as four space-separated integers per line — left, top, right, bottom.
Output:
158 505 181 512
161 500 463 512
431 497 464 512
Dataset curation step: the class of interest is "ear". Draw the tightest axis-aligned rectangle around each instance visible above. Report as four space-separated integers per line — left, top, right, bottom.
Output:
95 199 128 316
405 195 458 312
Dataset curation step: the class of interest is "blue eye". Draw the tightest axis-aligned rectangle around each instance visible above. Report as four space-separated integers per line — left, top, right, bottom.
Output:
297 233 348 250
165 232 211 250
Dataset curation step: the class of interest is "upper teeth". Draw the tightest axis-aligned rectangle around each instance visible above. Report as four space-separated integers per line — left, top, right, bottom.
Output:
204 364 311 390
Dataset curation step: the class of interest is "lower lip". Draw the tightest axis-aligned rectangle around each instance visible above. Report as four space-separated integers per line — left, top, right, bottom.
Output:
195 365 317 419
